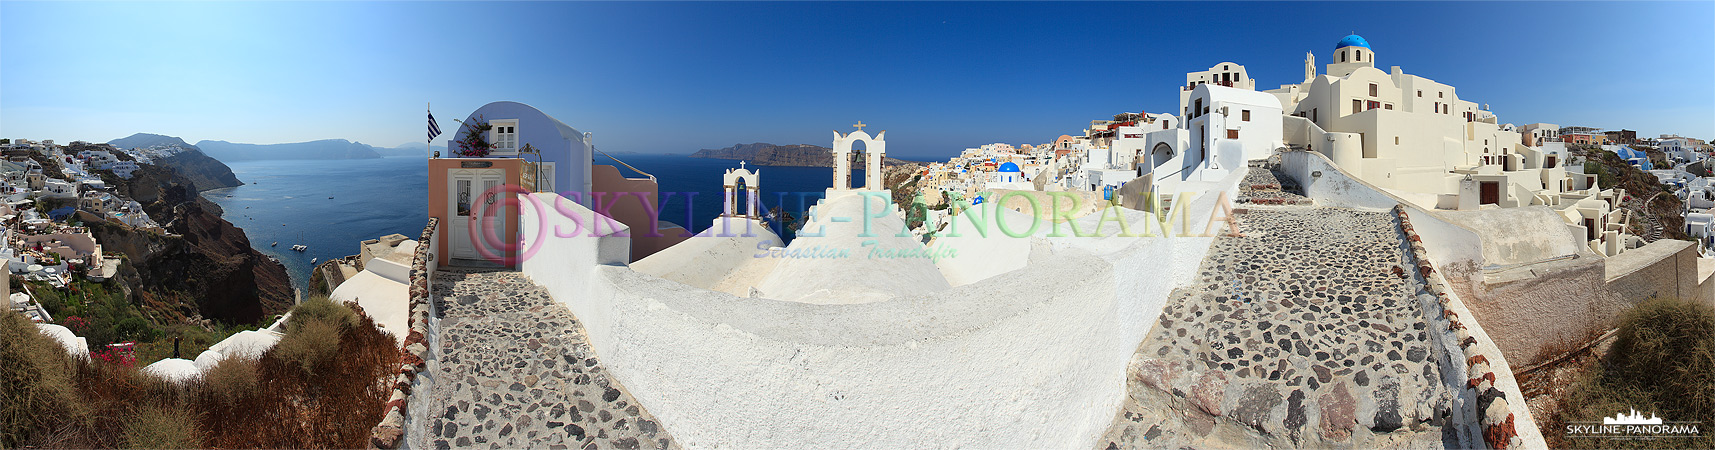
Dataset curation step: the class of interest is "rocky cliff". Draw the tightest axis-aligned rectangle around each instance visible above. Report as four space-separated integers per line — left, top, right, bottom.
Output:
157 150 243 191
690 143 922 167
84 164 293 325
104 134 244 191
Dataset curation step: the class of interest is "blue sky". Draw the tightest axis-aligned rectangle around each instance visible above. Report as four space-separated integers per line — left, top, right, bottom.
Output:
3 1 1711 160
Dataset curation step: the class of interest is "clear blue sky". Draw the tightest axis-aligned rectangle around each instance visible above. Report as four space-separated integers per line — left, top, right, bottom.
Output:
3 1 1711 159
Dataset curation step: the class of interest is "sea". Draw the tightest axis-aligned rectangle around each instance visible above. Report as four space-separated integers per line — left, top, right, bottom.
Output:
201 154 856 291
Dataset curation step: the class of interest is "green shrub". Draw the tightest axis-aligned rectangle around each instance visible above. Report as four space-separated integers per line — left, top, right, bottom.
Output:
122 405 202 449
270 295 359 377
201 356 258 404
0 310 87 448
115 316 161 342
271 317 343 376
284 294 358 333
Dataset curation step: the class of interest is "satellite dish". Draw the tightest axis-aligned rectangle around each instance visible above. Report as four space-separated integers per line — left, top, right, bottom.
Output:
26 264 42 272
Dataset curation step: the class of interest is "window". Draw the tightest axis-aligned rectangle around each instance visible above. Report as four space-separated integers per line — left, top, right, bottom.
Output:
1242 109 1251 121
1194 99 1202 118
1417 90 1422 97
1439 91 1444 98
1227 129 1240 139
1385 104 1393 110
1312 108 1318 122
1353 99 1362 114
490 120 518 153
1395 136 1400 145
1367 100 1380 110
1370 83 1378 97
1341 51 1347 62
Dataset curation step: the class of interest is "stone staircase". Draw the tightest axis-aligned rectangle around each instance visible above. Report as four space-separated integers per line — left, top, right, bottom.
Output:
1099 207 1464 449
1237 160 1312 206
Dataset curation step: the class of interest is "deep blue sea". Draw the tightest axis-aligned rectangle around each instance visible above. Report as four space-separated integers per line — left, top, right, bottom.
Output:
594 153 859 238
202 154 848 290
204 156 430 291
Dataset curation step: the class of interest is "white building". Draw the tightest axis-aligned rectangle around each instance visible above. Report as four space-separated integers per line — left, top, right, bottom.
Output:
1142 83 1283 192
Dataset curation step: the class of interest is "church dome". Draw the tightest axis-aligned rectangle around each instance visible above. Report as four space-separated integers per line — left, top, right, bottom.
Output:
1335 34 1370 50
997 162 1021 172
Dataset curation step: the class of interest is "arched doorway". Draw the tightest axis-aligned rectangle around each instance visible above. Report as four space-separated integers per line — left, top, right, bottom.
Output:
1150 142 1175 170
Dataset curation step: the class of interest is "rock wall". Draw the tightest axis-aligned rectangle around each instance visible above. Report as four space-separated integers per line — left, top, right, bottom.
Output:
1397 207 1543 449
369 218 437 449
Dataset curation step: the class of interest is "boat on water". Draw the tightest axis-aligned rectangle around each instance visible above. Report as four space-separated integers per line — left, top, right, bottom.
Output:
271 242 277 247
310 258 317 264
291 244 307 252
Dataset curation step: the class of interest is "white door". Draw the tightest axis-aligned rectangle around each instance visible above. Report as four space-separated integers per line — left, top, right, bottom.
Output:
449 169 506 260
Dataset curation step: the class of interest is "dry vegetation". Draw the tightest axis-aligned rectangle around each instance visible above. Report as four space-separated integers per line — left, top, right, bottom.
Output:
1526 296 1715 449
0 295 397 449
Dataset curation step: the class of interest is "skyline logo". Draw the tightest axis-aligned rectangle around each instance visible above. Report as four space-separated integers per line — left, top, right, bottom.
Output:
1604 408 1663 425
1567 408 1699 441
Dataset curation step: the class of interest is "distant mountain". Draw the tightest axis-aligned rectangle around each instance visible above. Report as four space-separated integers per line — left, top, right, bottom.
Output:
382 142 448 157
195 139 382 161
110 132 193 150
106 133 243 191
689 143 922 167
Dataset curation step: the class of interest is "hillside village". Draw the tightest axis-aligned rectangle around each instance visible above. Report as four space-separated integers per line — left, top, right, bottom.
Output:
3 137 293 369
5 32 1712 450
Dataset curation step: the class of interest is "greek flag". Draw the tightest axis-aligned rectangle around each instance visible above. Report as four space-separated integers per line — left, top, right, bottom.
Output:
428 111 442 141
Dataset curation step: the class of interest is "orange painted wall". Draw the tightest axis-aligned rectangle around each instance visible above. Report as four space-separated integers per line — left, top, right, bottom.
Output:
427 158 522 267
590 164 690 261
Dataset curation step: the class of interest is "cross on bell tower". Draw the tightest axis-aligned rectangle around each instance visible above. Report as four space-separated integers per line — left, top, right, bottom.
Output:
853 121 866 131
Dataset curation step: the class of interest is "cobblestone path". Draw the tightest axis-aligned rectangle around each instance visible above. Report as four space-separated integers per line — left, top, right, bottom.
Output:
1237 163 1312 205
421 268 678 450
1100 205 1456 449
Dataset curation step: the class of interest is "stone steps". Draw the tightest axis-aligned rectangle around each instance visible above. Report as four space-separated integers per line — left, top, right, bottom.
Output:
1237 165 1313 206
1100 207 1453 449
420 269 679 450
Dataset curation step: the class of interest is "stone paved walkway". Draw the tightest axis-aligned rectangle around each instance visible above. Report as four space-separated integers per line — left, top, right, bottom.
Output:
421 268 678 450
1237 163 1312 206
1100 206 1455 449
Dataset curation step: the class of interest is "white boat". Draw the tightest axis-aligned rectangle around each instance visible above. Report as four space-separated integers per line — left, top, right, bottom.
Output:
309 258 317 264
290 244 307 252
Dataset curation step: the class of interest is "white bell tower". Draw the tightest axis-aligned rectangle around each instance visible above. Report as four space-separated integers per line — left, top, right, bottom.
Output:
831 121 887 191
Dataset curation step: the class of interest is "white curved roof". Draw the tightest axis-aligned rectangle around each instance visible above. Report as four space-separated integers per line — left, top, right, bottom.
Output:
34 323 88 358
143 358 200 383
